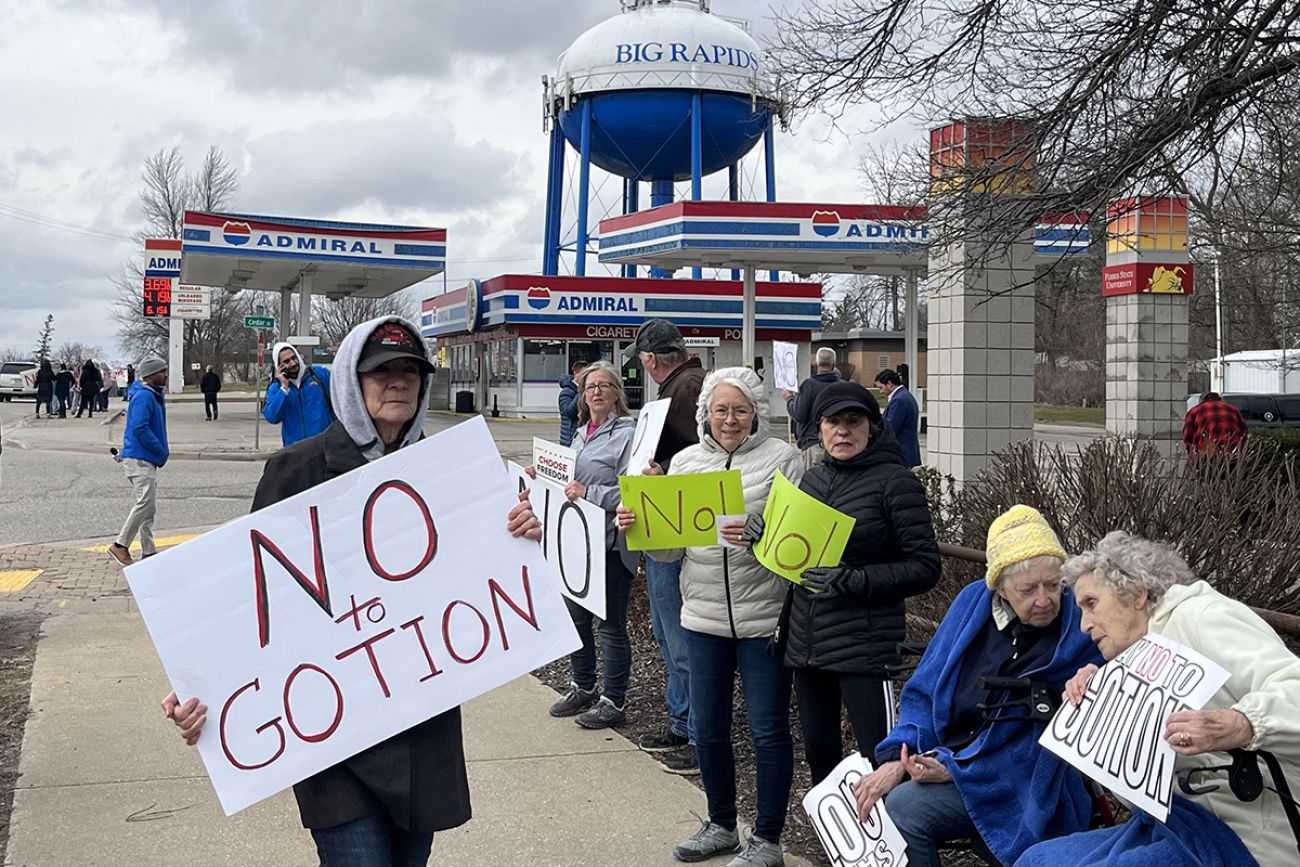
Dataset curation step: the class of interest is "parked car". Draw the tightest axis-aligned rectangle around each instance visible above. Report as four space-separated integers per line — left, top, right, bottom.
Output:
1186 392 1300 429
0 360 39 402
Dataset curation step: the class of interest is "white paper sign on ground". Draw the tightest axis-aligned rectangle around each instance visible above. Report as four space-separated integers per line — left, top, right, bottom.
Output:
627 398 671 475
773 340 800 392
1040 632 1230 822
803 753 909 867
125 416 581 816
532 437 577 486
509 462 607 620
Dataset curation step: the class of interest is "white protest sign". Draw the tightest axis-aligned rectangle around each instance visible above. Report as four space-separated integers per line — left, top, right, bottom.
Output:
773 340 800 392
803 753 909 867
126 416 580 816
627 398 671 475
1039 632 1229 822
533 437 577 486
509 462 607 620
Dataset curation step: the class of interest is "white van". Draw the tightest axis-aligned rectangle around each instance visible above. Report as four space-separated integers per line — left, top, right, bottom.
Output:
0 360 39 401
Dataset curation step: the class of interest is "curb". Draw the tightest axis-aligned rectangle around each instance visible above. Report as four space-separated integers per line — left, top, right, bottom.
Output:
427 410 555 424
2 438 276 462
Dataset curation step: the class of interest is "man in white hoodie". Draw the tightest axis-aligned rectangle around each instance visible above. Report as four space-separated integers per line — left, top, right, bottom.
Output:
263 342 334 446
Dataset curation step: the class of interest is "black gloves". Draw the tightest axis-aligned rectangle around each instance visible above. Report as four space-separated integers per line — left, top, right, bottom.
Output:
741 513 766 545
800 565 868 596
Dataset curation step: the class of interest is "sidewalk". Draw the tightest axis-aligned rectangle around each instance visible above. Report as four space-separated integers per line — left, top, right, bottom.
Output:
1 537 811 867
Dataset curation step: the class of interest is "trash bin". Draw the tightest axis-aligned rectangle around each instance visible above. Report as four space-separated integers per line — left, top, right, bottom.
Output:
455 390 474 414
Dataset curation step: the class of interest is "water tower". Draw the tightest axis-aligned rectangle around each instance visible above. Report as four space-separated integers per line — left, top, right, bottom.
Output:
541 0 784 277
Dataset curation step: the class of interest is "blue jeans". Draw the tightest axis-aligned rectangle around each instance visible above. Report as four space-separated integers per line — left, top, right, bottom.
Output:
686 628 793 843
644 557 693 740
568 550 634 705
885 781 990 867
310 813 433 867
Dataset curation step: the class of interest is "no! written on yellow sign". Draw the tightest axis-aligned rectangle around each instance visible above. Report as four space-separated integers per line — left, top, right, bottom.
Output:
755 472 854 583
619 471 745 551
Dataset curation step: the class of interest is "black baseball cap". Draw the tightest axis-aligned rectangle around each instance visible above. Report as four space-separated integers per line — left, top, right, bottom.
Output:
623 318 686 359
358 322 435 374
812 382 882 425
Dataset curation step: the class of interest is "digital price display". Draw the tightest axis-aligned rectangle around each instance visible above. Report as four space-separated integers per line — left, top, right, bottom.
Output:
143 276 173 318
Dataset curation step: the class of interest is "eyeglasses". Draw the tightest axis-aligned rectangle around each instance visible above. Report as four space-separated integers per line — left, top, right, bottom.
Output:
584 382 616 393
710 406 753 421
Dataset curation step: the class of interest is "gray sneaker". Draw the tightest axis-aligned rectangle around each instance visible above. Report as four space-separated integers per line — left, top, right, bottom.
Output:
548 683 598 717
725 836 783 867
575 695 626 729
673 820 740 863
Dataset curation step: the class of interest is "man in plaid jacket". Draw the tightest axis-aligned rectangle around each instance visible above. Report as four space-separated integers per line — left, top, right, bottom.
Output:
1183 392 1248 455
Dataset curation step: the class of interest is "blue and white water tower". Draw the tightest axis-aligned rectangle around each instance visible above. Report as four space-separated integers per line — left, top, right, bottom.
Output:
541 0 784 277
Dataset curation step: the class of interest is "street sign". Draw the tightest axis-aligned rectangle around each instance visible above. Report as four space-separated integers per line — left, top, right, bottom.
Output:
244 316 275 330
171 285 212 320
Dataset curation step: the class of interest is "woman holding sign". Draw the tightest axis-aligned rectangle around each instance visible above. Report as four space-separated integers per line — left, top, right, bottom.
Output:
536 361 638 729
161 316 545 867
618 367 802 867
1017 531 1300 867
743 381 941 785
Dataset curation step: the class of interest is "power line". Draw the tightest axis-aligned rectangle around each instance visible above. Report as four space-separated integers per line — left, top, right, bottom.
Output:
0 201 134 242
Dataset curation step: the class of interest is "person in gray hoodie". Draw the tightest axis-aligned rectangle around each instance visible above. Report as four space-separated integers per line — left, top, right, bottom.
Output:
163 316 544 867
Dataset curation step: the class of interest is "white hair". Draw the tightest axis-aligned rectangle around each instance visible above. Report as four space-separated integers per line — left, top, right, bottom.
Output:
815 347 837 367
1062 531 1196 606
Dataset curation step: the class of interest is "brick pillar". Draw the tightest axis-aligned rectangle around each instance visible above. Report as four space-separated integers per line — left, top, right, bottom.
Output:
1102 197 1193 457
925 119 1037 484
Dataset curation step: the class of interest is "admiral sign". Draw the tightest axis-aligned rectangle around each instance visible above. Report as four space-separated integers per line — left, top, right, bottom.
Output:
182 212 446 270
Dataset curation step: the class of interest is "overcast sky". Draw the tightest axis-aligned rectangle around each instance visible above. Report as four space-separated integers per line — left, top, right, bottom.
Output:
0 0 905 360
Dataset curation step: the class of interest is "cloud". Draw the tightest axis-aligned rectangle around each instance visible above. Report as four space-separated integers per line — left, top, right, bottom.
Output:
136 0 610 94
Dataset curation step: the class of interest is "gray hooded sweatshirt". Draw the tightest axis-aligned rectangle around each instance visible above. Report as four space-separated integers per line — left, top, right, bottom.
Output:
331 315 434 462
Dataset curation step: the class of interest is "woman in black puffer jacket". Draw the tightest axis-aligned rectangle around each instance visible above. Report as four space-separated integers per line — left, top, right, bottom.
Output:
754 381 940 784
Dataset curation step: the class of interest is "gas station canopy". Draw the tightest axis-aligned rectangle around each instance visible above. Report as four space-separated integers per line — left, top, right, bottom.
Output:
598 201 930 275
180 211 446 298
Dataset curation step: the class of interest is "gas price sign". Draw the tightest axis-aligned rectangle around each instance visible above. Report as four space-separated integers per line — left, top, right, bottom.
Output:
143 276 173 318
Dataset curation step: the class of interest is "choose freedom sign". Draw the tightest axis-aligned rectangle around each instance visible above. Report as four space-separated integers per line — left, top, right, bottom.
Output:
1039 632 1228 821
126 417 580 815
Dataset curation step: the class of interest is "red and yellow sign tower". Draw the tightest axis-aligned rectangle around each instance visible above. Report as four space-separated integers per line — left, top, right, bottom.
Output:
1102 197 1193 296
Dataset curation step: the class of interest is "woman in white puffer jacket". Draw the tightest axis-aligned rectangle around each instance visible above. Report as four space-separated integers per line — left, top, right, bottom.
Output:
618 366 802 867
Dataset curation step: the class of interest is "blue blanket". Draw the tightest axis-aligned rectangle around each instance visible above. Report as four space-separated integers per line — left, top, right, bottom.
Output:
876 580 1104 865
1015 796 1258 867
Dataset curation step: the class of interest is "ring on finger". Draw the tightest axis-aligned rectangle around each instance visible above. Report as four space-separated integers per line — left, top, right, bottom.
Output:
1179 732 1190 747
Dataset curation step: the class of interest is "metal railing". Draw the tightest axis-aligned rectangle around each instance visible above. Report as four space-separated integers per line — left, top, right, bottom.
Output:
937 542 1300 640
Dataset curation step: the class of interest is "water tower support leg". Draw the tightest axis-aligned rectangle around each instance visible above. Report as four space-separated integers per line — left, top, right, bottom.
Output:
742 265 756 370
691 91 703 280
649 180 674 279
576 99 593 277
543 123 565 275
764 120 778 282
729 164 741 282
623 179 639 278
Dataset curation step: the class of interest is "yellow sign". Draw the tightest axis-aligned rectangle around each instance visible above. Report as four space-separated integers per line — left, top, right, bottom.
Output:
619 471 745 551
754 472 854 583
1148 265 1188 294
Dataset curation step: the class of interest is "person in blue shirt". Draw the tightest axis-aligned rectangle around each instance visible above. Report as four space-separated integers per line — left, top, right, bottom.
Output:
264 342 334 446
108 356 169 566
875 368 921 467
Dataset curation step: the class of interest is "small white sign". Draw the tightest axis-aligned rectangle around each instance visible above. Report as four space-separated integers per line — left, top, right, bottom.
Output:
509 462 607 620
803 753 909 867
626 398 671 475
1039 632 1230 822
683 336 720 348
125 417 580 815
532 437 578 486
171 285 213 320
716 514 748 549
773 341 800 392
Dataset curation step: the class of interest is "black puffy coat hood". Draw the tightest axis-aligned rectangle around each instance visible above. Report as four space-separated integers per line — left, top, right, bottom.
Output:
784 426 941 674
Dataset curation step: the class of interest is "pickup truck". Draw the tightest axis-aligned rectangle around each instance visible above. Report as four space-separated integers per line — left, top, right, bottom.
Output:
0 360 39 401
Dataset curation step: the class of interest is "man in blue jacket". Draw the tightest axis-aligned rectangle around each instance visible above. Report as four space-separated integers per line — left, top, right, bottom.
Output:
108 356 169 566
264 342 334 446
875 368 921 467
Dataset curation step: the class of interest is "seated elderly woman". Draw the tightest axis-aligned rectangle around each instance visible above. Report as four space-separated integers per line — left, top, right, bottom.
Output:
1016 531 1300 867
851 505 1104 867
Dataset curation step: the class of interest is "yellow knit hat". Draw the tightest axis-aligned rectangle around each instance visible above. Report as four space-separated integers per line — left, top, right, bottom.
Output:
984 505 1066 588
